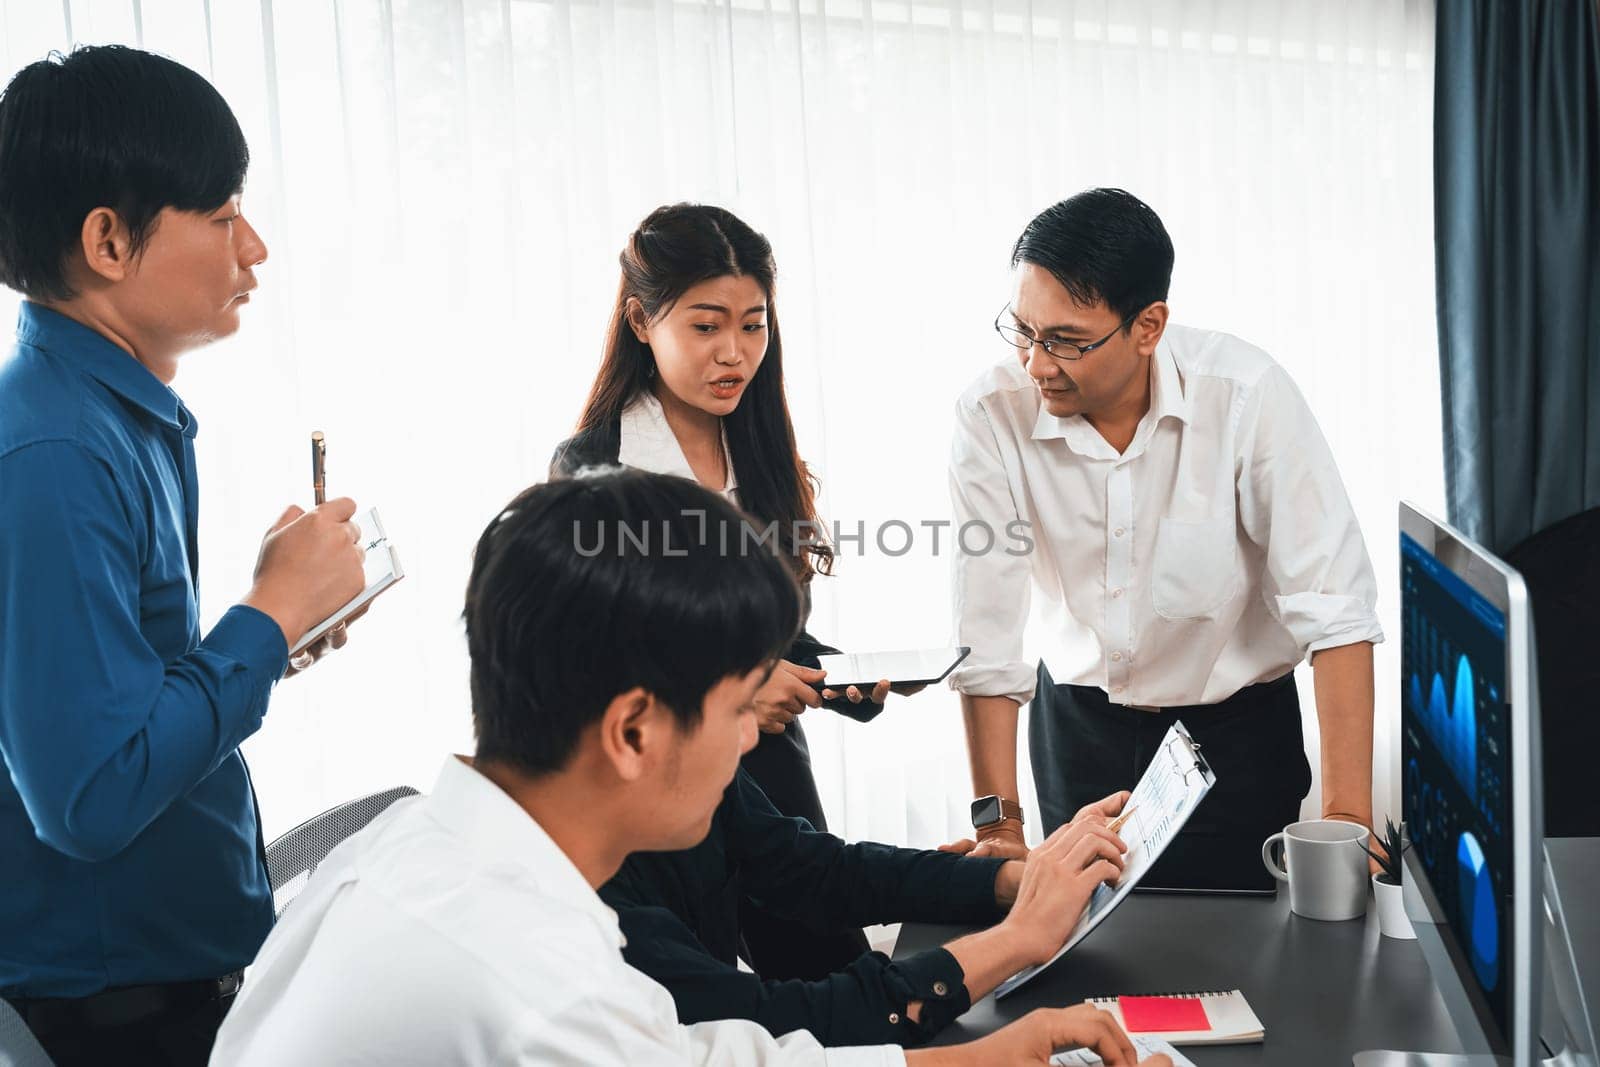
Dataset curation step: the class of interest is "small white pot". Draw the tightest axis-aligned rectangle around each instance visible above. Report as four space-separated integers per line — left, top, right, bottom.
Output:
1372 873 1415 940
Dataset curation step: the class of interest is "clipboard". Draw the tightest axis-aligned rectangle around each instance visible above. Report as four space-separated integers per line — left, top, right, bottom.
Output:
995 721 1216 998
288 507 404 657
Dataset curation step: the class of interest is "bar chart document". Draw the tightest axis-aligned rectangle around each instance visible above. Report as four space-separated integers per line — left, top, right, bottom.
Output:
995 721 1216 998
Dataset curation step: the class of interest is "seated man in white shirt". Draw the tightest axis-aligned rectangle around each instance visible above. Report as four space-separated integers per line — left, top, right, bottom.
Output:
212 469 1167 1066
946 188 1384 891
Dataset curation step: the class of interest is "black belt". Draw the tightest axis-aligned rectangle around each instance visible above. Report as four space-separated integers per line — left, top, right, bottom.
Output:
5 971 242 1036
1104 670 1297 713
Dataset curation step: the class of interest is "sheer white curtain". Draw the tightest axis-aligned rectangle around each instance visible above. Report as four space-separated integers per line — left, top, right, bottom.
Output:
1 0 1439 847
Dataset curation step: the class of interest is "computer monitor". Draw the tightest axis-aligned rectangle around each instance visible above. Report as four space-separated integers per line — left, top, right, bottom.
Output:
1384 502 1543 1065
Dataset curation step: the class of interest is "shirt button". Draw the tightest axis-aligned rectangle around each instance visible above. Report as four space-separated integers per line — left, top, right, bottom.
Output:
932 981 948 997
888 1012 900 1025
1111 651 1123 662
1114 527 1126 537
1111 587 1124 598
1114 685 1127 694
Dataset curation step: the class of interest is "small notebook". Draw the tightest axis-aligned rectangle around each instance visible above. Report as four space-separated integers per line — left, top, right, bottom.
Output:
1086 990 1265 1046
288 507 404 657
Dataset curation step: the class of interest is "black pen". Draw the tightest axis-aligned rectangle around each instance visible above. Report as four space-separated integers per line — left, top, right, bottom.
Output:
311 431 326 506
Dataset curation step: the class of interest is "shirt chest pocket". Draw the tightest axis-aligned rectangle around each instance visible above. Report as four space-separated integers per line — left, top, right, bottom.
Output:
1151 513 1241 620
139 551 196 634
137 494 197 636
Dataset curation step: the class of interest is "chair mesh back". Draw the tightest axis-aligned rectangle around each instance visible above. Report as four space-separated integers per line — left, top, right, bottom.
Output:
0 997 54 1067
264 786 419 917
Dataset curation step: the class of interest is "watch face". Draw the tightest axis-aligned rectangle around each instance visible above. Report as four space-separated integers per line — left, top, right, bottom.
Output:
971 795 1002 829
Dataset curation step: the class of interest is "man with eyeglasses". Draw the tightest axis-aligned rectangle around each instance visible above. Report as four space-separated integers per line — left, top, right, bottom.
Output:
941 188 1383 890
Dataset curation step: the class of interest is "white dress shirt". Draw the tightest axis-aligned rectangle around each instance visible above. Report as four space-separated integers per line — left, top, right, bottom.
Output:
211 756 901 1066
948 324 1383 709
618 390 739 501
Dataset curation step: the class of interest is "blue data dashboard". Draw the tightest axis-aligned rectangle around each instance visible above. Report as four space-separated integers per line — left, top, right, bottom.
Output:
1401 533 1511 1039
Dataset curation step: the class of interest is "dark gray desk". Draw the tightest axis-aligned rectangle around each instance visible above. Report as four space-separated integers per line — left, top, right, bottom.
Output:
894 891 1465 1067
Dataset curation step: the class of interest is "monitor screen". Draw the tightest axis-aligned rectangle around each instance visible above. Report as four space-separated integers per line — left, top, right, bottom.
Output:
1402 531 1513 1049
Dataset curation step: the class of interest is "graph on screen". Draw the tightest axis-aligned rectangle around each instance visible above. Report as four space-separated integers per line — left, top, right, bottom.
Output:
1457 831 1500 992
1408 647 1479 802
1401 532 1512 1039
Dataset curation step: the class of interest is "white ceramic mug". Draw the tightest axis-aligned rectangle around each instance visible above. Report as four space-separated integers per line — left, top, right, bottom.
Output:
1261 819 1370 921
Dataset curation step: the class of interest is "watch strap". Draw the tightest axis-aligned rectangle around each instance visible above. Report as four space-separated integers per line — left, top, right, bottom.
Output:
972 795 1025 830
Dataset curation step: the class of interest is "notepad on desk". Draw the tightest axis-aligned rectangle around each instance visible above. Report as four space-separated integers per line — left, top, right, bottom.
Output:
1087 990 1264 1046
288 507 404 657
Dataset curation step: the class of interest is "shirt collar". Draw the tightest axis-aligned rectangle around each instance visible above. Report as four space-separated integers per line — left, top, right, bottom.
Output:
424 756 624 947
1029 335 1191 456
616 391 737 494
1148 337 1192 428
14 302 196 437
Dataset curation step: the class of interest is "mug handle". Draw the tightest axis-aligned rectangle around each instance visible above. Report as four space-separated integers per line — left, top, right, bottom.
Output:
1261 832 1290 882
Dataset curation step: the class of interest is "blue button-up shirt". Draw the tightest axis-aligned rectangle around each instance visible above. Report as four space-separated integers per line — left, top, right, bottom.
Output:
0 303 287 997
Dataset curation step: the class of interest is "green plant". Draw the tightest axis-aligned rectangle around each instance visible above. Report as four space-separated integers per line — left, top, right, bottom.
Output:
1363 817 1410 885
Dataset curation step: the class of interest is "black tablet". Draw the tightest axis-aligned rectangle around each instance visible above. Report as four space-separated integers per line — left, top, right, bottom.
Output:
814 647 971 690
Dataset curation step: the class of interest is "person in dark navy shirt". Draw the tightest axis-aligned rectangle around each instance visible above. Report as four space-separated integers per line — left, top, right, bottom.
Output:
602 770 1131 1048
0 46 368 1066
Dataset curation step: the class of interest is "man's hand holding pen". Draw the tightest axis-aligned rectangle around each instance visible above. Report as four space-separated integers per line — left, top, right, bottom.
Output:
243 497 367 674
239 431 369 676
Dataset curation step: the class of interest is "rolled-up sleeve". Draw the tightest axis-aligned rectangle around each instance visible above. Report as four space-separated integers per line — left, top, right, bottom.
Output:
1234 367 1385 654
0 440 287 862
947 396 1036 705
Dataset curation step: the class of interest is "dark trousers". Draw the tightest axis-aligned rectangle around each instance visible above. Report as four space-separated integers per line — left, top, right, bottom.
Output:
737 720 872 980
1028 664 1312 892
7 983 235 1067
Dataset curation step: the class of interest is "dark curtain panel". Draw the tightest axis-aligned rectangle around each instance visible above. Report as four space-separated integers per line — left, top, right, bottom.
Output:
1435 0 1600 554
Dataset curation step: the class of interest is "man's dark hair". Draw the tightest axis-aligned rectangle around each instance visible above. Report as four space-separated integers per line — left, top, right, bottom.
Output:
1011 188 1175 324
0 45 249 301
465 468 802 777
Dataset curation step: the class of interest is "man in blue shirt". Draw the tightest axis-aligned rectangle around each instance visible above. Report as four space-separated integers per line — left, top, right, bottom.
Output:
0 46 368 1065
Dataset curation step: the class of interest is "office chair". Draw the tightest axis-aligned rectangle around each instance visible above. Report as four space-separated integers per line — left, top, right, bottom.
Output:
0 997 53 1067
1505 505 1600 838
265 786 420 917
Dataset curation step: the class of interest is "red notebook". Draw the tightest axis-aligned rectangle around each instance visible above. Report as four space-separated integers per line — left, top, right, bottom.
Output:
1118 996 1211 1032
1085 990 1265 1046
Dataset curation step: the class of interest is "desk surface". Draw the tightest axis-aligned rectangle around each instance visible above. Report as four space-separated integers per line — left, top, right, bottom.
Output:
894 891 1465 1067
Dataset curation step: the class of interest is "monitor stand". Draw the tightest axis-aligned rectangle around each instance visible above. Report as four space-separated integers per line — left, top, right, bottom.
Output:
1356 840 1600 1067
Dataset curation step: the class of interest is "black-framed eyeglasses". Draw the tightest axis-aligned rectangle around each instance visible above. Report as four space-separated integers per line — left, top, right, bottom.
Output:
994 305 1140 362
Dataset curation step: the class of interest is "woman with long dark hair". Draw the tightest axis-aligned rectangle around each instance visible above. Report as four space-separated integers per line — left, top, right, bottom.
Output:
551 203 894 980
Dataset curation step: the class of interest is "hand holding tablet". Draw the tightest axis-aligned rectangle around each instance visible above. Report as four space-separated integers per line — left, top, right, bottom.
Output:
814 646 971 696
